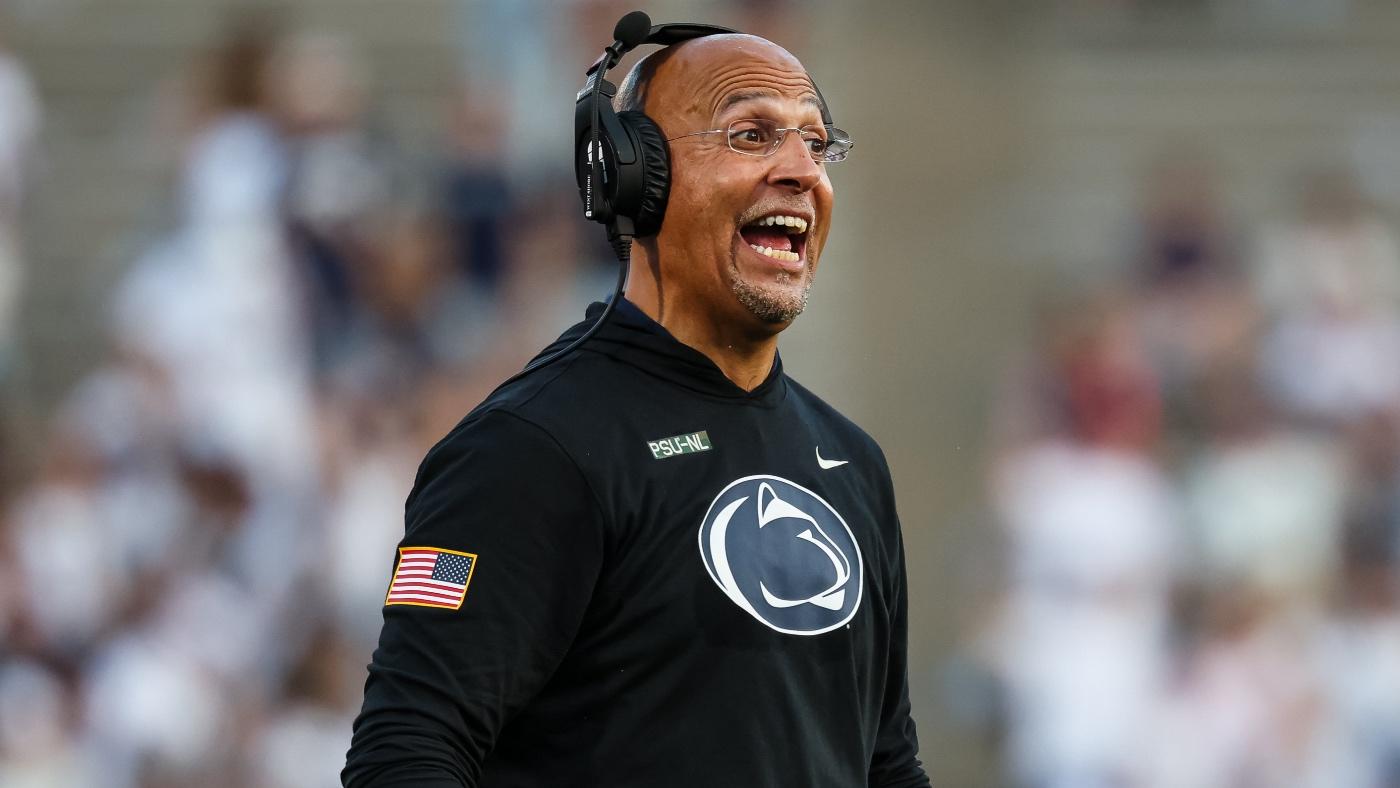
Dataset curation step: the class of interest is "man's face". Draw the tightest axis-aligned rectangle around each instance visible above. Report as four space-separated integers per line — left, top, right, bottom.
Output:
643 36 835 330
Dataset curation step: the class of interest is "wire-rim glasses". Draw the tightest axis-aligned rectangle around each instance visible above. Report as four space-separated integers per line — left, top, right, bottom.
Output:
667 118 854 163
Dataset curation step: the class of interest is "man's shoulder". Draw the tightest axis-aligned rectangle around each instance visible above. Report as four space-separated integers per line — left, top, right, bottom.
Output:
433 351 622 458
782 374 888 466
411 368 598 505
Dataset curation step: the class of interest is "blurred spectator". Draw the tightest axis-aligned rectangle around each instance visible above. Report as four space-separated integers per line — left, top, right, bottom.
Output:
272 30 389 370
1340 409 1400 562
992 290 1164 454
1145 585 1333 788
1181 360 1347 606
112 16 318 497
1131 146 1258 419
53 356 188 576
83 618 234 787
986 292 1179 787
443 86 513 295
181 15 288 227
0 659 96 787
1312 512 1400 786
327 206 504 388
316 388 421 642
1254 168 1400 426
248 626 360 788
1136 147 1238 291
1255 169 1400 319
8 424 125 659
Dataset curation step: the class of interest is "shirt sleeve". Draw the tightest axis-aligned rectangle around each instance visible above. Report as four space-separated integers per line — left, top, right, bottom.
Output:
868 463 932 788
342 409 606 788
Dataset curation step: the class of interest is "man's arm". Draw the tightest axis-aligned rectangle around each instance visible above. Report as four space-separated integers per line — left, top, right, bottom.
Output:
868 462 932 788
342 409 605 788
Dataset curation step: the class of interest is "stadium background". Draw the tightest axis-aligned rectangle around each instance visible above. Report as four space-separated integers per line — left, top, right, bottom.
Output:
4 0 1400 785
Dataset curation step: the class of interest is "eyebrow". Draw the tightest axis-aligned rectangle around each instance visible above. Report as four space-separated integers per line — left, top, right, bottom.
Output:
718 89 823 115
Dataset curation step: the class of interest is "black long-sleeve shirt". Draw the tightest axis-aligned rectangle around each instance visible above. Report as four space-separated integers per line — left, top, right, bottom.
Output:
343 299 929 787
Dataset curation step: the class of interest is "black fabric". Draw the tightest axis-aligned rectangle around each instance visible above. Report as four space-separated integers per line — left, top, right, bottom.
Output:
644 22 737 47
617 110 671 237
343 300 930 788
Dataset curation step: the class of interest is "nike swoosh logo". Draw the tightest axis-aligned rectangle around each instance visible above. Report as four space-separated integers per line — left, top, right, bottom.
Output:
816 447 849 470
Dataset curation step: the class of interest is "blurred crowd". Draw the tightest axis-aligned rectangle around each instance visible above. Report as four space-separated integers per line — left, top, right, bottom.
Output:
9 1 1400 787
0 14 616 788
0 3 800 786
968 149 1400 787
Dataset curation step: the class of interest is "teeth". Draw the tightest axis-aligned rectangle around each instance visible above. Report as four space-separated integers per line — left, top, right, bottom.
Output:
755 215 809 234
748 244 800 263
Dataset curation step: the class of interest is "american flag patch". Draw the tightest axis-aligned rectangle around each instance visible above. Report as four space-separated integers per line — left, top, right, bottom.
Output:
385 547 478 609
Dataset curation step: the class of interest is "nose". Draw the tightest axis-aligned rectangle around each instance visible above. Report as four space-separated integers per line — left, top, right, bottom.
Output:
765 132 823 193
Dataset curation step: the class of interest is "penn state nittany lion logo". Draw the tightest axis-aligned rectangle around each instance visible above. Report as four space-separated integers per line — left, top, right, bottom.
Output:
698 475 863 635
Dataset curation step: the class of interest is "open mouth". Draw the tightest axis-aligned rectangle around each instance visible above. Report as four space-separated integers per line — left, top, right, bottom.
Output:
738 213 810 266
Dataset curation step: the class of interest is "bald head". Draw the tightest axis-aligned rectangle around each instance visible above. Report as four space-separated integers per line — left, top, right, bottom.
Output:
615 44 670 115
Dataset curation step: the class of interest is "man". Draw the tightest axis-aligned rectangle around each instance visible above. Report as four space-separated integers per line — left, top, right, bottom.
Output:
343 30 929 788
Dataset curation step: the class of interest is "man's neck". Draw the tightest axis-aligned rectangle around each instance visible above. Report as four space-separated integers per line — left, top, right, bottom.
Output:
624 283 778 393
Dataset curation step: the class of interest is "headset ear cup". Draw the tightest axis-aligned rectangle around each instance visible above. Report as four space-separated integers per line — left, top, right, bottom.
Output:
617 111 671 236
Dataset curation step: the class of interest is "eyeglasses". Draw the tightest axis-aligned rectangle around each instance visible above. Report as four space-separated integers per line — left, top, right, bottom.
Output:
667 118 854 163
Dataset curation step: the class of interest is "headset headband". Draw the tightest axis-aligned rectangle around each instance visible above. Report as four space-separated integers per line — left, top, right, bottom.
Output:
585 23 737 78
583 20 833 125
585 21 833 127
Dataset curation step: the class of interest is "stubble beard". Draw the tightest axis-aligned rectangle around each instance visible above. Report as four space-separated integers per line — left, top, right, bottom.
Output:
728 250 815 325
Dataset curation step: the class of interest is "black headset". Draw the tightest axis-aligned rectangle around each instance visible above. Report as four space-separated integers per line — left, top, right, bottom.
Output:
508 10 831 382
